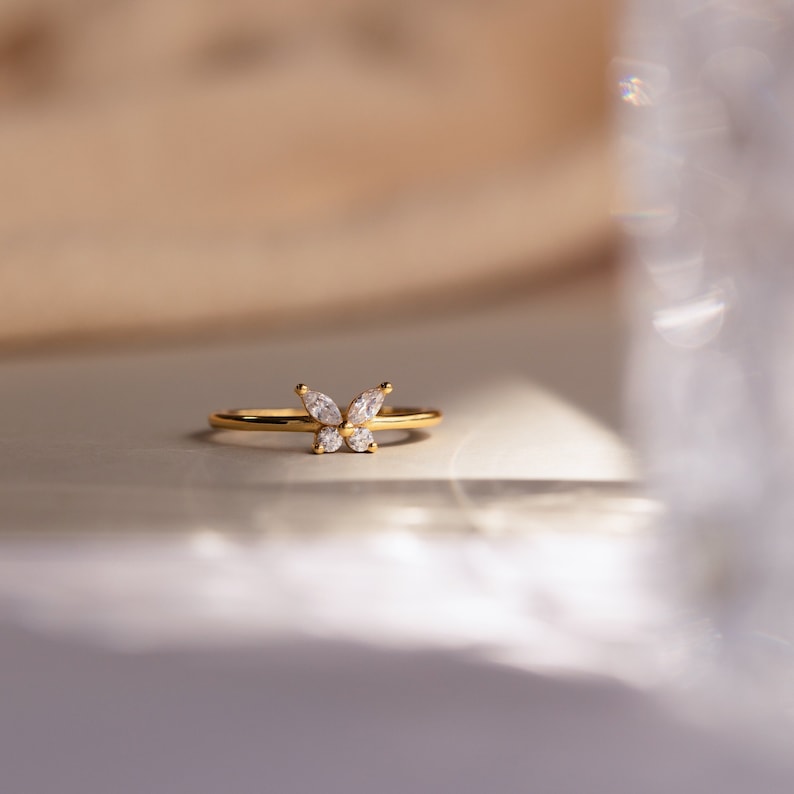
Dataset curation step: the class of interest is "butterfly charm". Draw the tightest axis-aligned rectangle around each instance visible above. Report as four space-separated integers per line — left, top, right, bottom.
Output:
295 382 393 453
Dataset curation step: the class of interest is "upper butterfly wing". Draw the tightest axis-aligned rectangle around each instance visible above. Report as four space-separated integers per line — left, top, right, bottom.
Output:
346 387 386 426
300 389 343 426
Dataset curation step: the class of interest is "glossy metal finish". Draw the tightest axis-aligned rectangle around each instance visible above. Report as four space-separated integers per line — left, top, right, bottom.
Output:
208 406 443 433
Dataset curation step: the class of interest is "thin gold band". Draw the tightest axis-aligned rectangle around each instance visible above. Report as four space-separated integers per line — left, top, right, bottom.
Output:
208 406 443 433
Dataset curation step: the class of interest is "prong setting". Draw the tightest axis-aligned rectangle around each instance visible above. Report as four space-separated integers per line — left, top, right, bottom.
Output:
295 383 309 396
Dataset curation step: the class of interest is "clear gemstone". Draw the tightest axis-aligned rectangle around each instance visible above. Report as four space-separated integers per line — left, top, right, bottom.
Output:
302 390 342 425
347 427 374 452
346 388 385 425
316 426 342 453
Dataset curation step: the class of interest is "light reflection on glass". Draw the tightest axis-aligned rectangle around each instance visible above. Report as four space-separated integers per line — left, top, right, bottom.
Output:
651 287 727 348
620 0 794 729
619 76 655 107
612 58 670 107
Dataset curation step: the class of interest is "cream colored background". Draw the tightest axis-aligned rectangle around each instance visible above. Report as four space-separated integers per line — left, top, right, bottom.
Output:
0 0 616 347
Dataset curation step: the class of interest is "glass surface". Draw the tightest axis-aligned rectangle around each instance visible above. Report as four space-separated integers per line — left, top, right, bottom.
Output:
618 0 794 722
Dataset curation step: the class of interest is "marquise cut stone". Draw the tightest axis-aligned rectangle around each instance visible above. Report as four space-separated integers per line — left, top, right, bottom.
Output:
317 426 343 453
347 427 374 452
302 390 342 426
346 388 385 425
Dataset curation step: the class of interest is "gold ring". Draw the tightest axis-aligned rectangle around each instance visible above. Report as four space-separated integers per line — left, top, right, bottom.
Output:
208 382 442 454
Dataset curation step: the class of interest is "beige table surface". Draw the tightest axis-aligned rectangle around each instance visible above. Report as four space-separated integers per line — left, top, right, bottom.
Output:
0 268 631 529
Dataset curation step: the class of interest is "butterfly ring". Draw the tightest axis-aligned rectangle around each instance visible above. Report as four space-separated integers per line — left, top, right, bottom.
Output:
208 383 442 454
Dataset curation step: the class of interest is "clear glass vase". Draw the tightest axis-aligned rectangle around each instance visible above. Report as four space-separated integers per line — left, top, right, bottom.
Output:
617 0 794 725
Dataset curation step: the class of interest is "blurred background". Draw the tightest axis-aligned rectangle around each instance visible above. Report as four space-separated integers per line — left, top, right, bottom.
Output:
4 1 794 792
0 0 616 348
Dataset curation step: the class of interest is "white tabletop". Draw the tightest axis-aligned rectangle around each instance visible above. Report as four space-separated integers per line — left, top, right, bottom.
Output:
1 270 791 792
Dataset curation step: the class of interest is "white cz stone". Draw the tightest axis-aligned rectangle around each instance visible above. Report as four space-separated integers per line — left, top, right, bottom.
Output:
346 388 386 426
302 390 342 426
347 427 374 452
317 426 343 453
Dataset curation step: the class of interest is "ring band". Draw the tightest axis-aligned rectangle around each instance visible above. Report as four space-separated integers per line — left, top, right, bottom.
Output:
208 407 443 433
208 382 442 454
